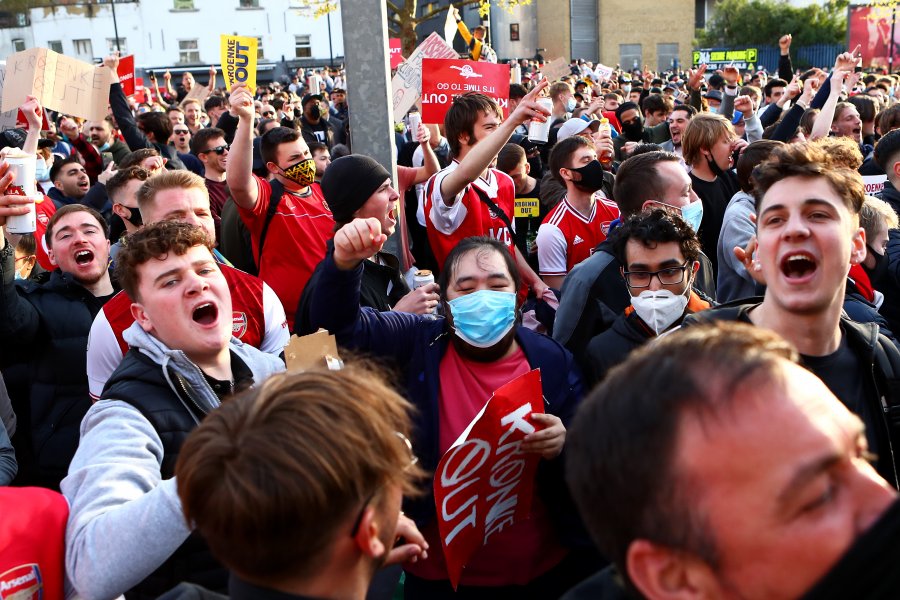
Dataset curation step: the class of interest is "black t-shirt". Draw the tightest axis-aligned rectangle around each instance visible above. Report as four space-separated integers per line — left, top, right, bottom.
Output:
201 351 254 401
514 177 543 260
802 334 877 455
690 170 740 276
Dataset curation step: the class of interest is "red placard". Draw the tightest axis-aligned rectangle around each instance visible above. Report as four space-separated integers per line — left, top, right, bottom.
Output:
15 109 50 130
389 38 404 69
117 54 135 96
433 369 544 589
133 77 146 103
421 58 510 124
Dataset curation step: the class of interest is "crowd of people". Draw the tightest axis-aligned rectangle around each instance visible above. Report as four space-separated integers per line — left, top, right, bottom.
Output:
1 26 900 600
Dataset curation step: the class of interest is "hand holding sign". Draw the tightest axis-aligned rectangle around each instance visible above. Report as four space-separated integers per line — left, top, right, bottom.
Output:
333 218 388 271
20 96 43 131
521 413 565 458
229 83 255 121
509 77 550 128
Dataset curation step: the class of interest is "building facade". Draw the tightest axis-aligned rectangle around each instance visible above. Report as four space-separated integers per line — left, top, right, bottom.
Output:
0 0 344 83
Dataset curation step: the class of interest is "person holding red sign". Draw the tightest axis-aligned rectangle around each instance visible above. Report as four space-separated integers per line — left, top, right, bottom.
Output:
424 79 551 299
309 218 598 599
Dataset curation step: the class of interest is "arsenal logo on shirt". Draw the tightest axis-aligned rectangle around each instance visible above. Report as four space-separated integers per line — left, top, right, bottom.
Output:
232 312 248 339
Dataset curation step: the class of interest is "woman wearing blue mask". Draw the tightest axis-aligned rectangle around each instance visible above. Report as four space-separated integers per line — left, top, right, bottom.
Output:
309 218 597 600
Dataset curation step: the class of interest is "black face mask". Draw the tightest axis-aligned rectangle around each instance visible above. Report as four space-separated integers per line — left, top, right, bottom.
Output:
124 206 143 228
621 120 643 141
864 245 889 287
706 155 727 178
800 499 900 599
569 160 607 193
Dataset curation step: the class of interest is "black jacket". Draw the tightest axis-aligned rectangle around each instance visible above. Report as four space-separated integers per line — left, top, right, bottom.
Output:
109 82 185 171
879 181 900 336
683 300 900 488
0 244 110 488
585 310 653 386
845 277 895 343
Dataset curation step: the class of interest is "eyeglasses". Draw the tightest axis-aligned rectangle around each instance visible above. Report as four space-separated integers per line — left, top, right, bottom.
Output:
349 432 418 537
201 144 230 155
623 261 691 288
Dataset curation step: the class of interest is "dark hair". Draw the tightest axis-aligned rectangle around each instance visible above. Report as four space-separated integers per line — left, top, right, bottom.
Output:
641 93 673 116
880 104 900 136
549 136 593 185
763 78 787 99
799 107 820 137
204 95 227 113
15 232 37 256
610 209 700 267
190 127 227 155
629 143 664 157
436 237 520 302
509 84 528 100
137 111 172 143
119 148 161 170
753 142 864 215
45 204 108 250
106 166 152 204
615 101 640 123
49 156 82 185
875 128 900 174
114 221 213 301
496 143 525 174
736 140 783 193
566 322 799 588
260 126 303 166
308 141 328 156
670 104 697 119
444 92 502 158
176 364 423 580
612 151 682 216
848 94 876 123
330 143 351 160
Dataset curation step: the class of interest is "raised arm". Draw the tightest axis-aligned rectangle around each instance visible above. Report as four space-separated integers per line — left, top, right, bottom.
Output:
412 124 440 185
104 53 152 152
223 83 259 210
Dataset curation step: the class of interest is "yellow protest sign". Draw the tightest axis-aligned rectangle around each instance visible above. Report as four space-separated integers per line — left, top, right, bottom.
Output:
514 198 540 218
220 34 257 93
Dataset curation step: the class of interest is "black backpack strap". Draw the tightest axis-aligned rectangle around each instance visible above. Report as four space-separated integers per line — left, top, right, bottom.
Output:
256 179 284 269
471 184 519 248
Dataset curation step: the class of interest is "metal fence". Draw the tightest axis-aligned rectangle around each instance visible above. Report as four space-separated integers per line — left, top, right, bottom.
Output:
754 43 845 72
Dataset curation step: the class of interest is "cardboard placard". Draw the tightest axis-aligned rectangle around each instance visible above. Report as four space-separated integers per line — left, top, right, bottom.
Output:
540 57 569 82
421 58 510 124
444 3 458 44
284 329 343 373
1 48 112 122
863 174 887 196
183 80 210 104
118 54 135 96
392 32 458 122
433 369 544 589
389 38 404 70
594 63 614 82
0 63 20 132
221 34 257 94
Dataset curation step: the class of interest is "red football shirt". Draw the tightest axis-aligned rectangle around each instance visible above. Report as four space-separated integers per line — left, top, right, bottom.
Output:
536 195 619 276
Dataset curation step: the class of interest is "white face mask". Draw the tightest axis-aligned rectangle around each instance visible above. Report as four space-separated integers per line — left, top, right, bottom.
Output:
630 288 689 335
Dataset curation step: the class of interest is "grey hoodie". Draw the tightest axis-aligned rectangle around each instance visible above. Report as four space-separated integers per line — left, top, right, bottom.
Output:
716 190 764 303
62 323 285 600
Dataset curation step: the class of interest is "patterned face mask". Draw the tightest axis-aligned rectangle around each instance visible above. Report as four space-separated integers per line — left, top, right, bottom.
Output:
276 157 317 187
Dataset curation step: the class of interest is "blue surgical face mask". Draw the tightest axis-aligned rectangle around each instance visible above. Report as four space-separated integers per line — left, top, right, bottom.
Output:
566 97 577 112
35 157 50 182
14 271 25 281
448 289 516 348
681 199 704 232
622 84 632 94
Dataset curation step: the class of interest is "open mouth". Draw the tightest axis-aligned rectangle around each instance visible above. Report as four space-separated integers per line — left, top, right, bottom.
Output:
780 252 817 280
74 249 94 265
192 302 219 326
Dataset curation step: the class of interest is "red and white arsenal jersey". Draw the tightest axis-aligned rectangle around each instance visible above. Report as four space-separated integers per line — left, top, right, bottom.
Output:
536 195 619 276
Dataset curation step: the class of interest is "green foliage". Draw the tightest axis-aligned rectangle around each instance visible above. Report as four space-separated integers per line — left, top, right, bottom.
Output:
696 0 849 47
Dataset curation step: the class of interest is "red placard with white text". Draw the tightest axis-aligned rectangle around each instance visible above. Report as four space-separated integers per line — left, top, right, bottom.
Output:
117 55 136 96
133 77 146 103
389 38 404 69
433 369 544 589
421 58 510 124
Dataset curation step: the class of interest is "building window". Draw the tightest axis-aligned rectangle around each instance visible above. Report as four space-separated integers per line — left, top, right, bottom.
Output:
620 43 642 71
73 38 93 58
12 39 25 52
257 36 265 60
295 34 312 58
48 40 63 54
16 13 26 26
178 39 200 64
239 0 259 7
509 23 519 41
173 0 194 8
107 38 127 55
657 43 679 71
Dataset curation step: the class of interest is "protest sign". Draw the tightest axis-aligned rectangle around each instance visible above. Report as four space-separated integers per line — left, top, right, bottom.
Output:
133 77 146 103
433 369 544 589
183 82 210 104
540 57 569 82
594 63 614 82
389 38 404 69
863 174 887 196
692 47 759 71
421 58 510 123
0 63 19 132
117 54 135 96
1 48 112 121
391 32 458 122
444 3 458 44
221 34 257 94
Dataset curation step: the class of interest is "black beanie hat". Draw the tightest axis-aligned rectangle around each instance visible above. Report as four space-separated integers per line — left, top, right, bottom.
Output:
320 155 391 225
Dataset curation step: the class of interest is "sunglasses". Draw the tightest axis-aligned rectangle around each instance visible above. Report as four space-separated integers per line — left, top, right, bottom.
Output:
174 130 190 135
202 144 230 155
262 111 275 117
